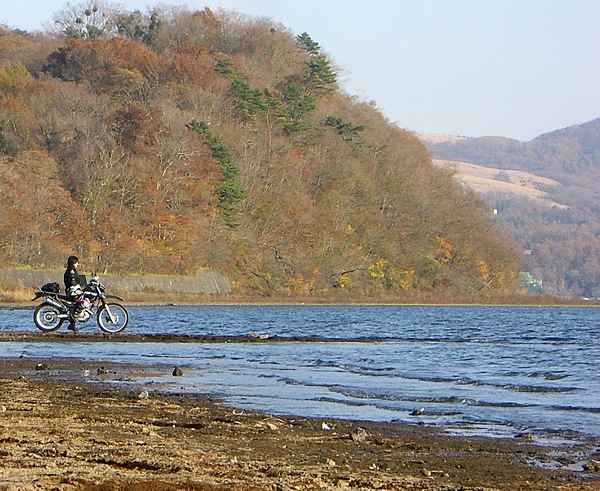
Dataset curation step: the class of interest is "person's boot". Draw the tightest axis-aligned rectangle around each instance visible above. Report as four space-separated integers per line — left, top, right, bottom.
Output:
67 308 78 331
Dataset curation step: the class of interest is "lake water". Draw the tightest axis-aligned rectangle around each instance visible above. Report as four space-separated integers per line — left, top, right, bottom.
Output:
0 305 598 446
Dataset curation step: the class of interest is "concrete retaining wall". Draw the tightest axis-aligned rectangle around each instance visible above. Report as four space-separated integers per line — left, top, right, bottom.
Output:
0 269 231 295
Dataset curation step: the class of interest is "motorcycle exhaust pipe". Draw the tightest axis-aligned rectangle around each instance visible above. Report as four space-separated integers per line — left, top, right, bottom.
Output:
45 297 69 313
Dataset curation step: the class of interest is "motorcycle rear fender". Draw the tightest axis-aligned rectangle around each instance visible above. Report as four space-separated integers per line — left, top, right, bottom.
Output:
31 291 71 302
31 291 45 301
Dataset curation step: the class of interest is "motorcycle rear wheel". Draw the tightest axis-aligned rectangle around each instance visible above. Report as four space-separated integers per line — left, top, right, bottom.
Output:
33 303 65 332
97 303 129 333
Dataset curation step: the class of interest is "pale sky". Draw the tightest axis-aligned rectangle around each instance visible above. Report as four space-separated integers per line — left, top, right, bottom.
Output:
2 0 599 141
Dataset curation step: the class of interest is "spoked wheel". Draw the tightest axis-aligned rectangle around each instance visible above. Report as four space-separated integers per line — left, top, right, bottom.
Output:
33 303 65 332
97 303 129 333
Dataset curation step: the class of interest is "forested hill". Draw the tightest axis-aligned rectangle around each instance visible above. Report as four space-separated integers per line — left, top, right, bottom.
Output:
423 120 600 297
0 3 519 298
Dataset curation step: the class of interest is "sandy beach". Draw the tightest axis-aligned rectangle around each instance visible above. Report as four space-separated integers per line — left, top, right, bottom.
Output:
0 355 598 490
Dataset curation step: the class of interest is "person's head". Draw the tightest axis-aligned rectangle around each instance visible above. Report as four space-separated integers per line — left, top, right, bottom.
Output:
67 255 79 269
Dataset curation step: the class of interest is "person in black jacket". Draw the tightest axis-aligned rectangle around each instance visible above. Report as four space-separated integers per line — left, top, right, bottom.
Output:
64 255 80 293
64 255 82 331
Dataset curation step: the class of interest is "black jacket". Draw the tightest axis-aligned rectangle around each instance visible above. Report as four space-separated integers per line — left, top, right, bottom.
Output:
64 267 79 293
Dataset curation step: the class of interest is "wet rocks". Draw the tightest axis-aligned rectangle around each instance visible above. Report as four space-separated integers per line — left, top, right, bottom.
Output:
172 367 183 376
319 457 336 467
583 459 600 472
249 332 271 339
421 468 449 478
349 427 369 443
514 432 534 440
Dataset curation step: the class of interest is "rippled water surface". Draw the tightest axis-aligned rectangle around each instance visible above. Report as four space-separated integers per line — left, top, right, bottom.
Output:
1 305 598 444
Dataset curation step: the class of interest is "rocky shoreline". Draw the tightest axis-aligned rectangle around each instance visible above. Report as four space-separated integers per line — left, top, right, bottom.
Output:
0 357 598 490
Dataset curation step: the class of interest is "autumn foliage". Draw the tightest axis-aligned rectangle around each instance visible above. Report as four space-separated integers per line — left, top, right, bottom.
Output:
0 4 520 298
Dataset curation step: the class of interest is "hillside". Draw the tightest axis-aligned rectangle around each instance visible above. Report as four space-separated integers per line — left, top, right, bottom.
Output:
422 120 600 297
432 159 566 208
0 3 519 299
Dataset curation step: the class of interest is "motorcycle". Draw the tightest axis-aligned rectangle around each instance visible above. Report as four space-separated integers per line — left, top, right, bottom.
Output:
32 276 129 333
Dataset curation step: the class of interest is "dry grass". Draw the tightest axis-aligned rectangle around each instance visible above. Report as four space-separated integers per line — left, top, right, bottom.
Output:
1 279 595 307
433 158 568 209
0 278 35 303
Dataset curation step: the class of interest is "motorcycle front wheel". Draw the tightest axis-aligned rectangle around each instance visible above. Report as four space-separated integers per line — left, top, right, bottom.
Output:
33 303 65 332
97 303 129 333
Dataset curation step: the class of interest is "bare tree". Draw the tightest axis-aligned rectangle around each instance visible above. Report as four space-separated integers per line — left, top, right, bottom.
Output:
48 1 123 39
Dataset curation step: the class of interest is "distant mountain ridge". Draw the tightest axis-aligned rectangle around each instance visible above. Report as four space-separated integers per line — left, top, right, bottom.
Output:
422 118 600 194
419 119 600 297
